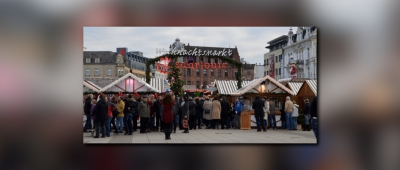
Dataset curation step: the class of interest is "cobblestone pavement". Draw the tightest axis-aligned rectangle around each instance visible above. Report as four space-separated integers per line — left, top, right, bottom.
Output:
83 128 317 144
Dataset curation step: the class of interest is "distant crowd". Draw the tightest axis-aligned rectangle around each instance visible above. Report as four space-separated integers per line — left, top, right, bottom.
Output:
83 93 317 140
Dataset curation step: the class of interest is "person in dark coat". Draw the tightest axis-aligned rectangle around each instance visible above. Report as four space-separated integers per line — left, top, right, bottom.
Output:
93 94 107 138
252 96 266 132
303 98 311 131
185 97 197 130
153 96 162 132
195 98 204 129
280 99 286 130
123 94 135 135
310 96 317 138
220 97 230 129
268 98 277 130
84 94 93 132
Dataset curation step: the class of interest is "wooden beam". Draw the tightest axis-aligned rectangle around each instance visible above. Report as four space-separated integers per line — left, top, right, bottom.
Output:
252 88 261 93
115 85 125 91
134 84 145 91
270 87 279 93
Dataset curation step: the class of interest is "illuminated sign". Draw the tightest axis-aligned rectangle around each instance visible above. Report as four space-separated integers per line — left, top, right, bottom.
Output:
156 56 227 74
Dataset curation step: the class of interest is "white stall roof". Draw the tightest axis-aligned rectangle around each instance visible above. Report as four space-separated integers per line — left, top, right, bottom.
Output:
83 80 101 92
140 78 164 93
306 80 317 95
102 73 159 93
287 82 303 95
214 80 251 95
231 75 295 96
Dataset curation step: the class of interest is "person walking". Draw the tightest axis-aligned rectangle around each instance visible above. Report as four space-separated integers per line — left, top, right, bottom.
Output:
186 97 197 130
280 98 286 130
138 96 150 133
234 98 243 129
93 94 107 138
84 94 93 132
268 98 277 130
195 98 204 129
220 96 230 129
147 95 155 132
123 94 135 135
161 93 176 140
211 96 221 129
172 95 180 133
116 96 125 133
133 96 140 132
310 96 317 138
202 97 212 129
292 101 299 130
253 96 266 132
303 98 311 131
284 96 294 130
110 97 119 135
105 96 116 137
227 102 235 129
153 96 162 132
263 97 269 129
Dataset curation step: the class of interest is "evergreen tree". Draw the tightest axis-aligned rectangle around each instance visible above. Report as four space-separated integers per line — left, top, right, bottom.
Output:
167 58 184 95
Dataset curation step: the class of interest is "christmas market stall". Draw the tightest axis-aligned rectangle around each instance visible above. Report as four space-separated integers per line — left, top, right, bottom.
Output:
214 80 251 103
83 80 102 93
296 79 317 109
230 75 295 129
101 73 159 94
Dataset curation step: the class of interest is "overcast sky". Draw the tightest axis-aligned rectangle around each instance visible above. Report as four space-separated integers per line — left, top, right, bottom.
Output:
84 27 291 64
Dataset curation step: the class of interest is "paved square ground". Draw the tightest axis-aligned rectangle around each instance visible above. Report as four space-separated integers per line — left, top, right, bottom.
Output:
83 128 316 144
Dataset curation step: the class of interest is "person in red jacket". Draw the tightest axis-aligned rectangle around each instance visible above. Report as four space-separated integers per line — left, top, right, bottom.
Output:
161 93 176 140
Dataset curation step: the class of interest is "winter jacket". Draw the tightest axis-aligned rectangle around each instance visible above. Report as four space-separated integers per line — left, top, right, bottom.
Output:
220 99 230 116
153 100 161 116
280 101 286 121
234 101 243 115
263 101 270 114
285 100 294 113
269 101 276 115
304 102 311 115
292 104 299 117
84 97 92 115
116 100 125 117
310 96 317 118
203 100 212 120
107 102 116 117
93 99 107 122
162 101 176 123
195 99 204 117
211 100 221 120
252 98 265 117
148 101 154 116
184 99 196 116
138 100 150 118
124 98 135 115
90 104 96 116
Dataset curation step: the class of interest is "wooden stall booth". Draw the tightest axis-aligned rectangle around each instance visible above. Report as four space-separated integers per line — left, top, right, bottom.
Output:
230 75 295 129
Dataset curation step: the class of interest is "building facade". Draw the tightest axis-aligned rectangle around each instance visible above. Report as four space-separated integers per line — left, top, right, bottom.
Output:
264 35 288 80
282 27 317 79
165 38 254 88
83 48 155 87
254 64 265 79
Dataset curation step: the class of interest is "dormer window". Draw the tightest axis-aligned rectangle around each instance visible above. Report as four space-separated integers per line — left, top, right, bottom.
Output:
95 58 100 63
86 58 91 63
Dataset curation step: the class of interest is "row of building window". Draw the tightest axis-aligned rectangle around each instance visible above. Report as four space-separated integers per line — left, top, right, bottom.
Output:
265 69 282 76
185 69 239 78
186 81 209 86
264 55 283 65
85 68 124 76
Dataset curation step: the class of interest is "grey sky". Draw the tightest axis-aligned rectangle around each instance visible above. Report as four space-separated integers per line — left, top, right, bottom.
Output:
84 27 292 64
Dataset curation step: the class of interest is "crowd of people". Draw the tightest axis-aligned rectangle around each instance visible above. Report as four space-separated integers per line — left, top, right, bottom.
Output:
83 93 318 140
